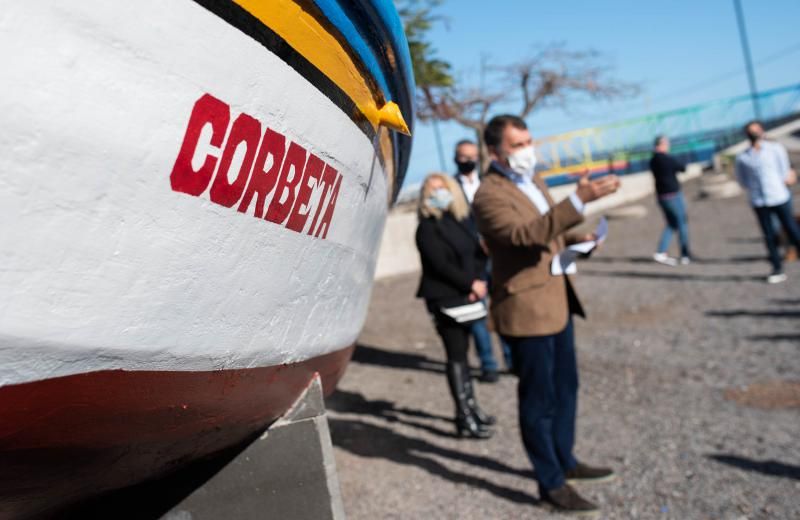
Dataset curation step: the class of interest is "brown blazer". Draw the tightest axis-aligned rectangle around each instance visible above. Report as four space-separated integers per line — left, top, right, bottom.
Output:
472 165 585 337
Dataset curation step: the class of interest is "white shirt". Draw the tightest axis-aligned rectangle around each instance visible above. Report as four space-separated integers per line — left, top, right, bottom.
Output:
457 171 481 203
735 140 792 207
493 161 584 215
492 161 585 277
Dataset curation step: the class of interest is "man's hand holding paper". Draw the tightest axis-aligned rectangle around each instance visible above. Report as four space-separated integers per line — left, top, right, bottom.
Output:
551 217 608 275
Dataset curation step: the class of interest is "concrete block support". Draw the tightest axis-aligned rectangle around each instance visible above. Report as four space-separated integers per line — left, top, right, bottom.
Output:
163 374 345 520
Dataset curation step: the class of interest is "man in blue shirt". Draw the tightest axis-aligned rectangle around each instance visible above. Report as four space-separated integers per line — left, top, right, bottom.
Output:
735 120 800 284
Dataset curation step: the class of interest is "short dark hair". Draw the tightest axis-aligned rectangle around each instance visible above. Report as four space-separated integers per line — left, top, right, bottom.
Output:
743 119 762 133
454 139 475 149
484 115 527 148
653 135 667 147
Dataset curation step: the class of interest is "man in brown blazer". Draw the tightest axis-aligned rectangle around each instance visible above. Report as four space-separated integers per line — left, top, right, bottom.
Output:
473 115 620 515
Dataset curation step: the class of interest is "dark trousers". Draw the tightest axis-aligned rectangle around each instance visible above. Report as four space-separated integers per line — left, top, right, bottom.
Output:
753 198 800 272
502 319 578 492
426 300 469 363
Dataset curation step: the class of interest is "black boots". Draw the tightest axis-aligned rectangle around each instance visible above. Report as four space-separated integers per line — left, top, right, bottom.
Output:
464 375 496 426
446 361 493 439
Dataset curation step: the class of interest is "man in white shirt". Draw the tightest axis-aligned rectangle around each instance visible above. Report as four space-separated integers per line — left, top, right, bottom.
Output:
453 140 481 203
735 120 800 284
451 139 502 382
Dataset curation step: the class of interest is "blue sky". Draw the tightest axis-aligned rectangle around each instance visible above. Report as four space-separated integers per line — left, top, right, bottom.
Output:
402 0 800 185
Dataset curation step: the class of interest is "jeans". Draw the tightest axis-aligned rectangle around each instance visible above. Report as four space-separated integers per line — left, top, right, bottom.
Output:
502 319 578 492
470 318 498 372
753 197 800 272
657 192 691 257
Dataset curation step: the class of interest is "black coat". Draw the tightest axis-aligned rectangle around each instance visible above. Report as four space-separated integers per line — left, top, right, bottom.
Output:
415 212 487 304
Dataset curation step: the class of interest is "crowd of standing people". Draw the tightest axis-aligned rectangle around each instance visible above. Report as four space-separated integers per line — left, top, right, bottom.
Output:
415 115 620 514
412 114 797 515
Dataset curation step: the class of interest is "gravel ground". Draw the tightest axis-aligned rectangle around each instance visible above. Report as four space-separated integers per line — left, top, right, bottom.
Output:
327 178 800 520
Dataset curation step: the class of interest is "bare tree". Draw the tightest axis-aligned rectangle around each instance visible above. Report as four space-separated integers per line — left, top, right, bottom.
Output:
419 44 640 165
396 1 640 166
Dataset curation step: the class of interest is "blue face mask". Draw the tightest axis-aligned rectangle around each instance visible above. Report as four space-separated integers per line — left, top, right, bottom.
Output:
427 188 453 210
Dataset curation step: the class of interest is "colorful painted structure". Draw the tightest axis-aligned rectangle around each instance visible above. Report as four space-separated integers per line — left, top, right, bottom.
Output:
537 83 800 186
0 1 413 517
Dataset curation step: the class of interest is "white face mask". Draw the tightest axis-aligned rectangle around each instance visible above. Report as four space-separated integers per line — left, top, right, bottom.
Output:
427 187 453 210
507 145 537 177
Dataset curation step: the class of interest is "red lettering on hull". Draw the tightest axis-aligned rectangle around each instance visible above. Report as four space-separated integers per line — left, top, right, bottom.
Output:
170 94 343 239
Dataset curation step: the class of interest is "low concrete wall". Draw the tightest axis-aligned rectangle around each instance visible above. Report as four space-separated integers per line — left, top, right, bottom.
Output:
716 118 800 169
374 164 703 280
550 164 702 217
374 210 421 280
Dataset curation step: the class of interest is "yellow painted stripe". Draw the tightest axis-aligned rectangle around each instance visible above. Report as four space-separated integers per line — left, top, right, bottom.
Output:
233 0 382 129
540 159 628 177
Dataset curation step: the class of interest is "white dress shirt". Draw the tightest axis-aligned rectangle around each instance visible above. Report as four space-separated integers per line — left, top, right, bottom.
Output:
493 162 586 276
494 162 584 215
457 171 481 203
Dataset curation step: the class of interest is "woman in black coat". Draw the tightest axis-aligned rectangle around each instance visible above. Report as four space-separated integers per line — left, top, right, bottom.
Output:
415 173 494 438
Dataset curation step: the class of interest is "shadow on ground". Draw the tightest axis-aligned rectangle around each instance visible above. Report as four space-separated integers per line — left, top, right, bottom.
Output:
327 389 454 437
707 454 800 480
580 269 764 283
746 333 800 341
329 417 538 506
727 237 764 244
770 298 800 305
706 309 800 318
352 344 445 374
589 255 765 265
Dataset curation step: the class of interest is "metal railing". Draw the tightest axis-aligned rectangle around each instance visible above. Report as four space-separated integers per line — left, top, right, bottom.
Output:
537 83 800 186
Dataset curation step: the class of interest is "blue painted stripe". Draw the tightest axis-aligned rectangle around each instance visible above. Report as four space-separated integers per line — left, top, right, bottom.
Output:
342 0 415 112
367 0 415 90
340 0 415 202
310 0 393 100
311 0 415 202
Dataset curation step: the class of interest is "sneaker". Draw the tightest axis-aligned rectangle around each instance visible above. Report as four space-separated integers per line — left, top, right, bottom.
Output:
766 272 787 284
566 462 616 484
541 484 600 516
653 252 678 266
680 256 691 265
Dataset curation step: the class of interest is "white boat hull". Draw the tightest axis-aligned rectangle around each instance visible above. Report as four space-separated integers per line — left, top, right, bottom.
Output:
0 1 389 387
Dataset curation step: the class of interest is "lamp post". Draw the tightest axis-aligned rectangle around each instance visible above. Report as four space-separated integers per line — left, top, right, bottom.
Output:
431 117 447 171
733 0 761 120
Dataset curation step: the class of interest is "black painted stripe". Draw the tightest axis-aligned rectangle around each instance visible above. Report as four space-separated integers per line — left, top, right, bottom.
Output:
323 0 414 201
297 0 387 109
192 0 376 141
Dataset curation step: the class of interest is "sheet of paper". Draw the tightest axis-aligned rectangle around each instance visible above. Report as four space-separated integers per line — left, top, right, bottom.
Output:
551 253 578 275
595 216 609 243
568 240 596 254
550 217 609 275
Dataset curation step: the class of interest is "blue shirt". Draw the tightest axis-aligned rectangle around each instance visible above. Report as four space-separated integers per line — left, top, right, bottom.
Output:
735 141 792 207
491 161 585 215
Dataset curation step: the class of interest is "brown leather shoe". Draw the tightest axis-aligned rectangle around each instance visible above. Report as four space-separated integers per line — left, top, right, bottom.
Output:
541 484 599 516
565 462 615 483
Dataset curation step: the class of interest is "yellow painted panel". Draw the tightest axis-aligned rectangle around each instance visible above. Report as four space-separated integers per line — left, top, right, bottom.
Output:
234 0 381 127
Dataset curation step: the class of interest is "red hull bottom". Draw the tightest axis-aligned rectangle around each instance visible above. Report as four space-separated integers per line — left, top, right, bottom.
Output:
0 346 354 519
